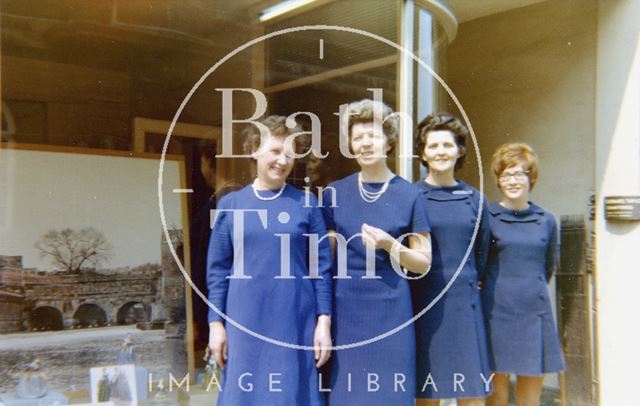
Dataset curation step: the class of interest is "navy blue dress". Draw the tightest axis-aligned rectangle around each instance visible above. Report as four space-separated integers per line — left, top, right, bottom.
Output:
321 173 430 406
207 184 333 406
483 202 565 375
411 179 492 399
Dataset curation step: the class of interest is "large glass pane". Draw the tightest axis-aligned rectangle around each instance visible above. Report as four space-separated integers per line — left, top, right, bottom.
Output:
0 0 450 400
413 5 449 181
263 0 399 186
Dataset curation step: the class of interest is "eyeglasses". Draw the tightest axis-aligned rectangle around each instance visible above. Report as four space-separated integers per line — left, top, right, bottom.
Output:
499 171 529 182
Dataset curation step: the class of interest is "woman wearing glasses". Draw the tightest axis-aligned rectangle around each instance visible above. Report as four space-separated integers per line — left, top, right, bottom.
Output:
483 143 565 406
322 99 432 406
412 113 492 406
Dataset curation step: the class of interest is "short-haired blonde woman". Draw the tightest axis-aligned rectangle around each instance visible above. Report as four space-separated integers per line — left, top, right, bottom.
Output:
207 115 333 405
322 99 432 406
484 143 565 406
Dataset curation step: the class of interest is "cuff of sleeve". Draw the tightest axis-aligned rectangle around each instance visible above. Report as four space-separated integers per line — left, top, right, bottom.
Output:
208 308 225 323
316 302 332 317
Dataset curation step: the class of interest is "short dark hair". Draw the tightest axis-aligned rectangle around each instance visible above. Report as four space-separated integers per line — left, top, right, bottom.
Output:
199 140 216 164
415 113 469 171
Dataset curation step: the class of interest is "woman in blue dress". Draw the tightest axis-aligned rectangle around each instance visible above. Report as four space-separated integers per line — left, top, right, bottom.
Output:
206 115 333 406
483 143 565 406
322 99 432 406
411 113 492 406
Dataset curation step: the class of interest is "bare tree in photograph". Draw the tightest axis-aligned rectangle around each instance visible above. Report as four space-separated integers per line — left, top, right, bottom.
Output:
35 227 113 272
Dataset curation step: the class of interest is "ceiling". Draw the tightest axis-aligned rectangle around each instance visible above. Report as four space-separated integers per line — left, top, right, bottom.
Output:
444 0 550 23
0 0 553 62
0 0 552 91
216 0 553 25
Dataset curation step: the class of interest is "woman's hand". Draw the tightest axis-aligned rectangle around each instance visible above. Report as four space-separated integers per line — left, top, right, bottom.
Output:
362 224 431 274
361 223 394 251
313 315 332 367
208 321 228 369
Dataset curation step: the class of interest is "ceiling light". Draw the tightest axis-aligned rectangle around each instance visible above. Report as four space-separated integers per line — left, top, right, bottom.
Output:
259 0 319 22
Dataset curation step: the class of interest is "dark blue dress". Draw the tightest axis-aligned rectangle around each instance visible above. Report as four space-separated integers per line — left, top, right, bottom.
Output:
206 184 333 406
411 179 492 399
321 173 430 406
483 202 565 375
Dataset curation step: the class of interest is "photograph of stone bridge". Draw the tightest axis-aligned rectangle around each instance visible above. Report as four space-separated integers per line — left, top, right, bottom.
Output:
0 230 190 393
0 230 186 334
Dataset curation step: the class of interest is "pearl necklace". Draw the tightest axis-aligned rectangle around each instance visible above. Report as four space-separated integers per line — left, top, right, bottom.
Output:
358 172 392 203
251 179 286 201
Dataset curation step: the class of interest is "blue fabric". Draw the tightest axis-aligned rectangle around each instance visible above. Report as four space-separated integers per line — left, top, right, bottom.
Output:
482 202 565 375
411 179 493 399
321 173 430 406
206 184 332 406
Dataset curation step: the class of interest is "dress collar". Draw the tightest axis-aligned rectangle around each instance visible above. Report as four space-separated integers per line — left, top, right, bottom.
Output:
415 178 472 191
415 178 475 201
488 201 545 222
356 172 398 184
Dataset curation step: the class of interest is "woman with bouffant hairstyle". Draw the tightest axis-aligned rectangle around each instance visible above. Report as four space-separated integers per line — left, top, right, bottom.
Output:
414 112 468 170
412 113 492 406
483 143 565 406
322 99 432 406
207 115 333 405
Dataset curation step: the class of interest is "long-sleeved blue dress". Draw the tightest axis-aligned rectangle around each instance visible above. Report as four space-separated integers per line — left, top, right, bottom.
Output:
206 184 333 406
482 202 565 375
321 173 430 406
411 179 492 399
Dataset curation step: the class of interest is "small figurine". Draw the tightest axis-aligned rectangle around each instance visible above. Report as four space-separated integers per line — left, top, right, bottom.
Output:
16 358 48 399
116 334 136 365
153 379 168 402
201 347 219 391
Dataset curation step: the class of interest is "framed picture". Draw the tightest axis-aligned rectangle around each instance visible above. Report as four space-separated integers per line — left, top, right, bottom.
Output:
131 117 250 370
0 143 193 394
90 365 137 406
